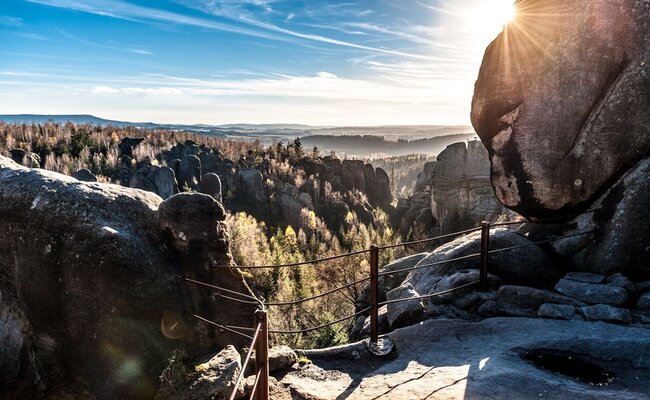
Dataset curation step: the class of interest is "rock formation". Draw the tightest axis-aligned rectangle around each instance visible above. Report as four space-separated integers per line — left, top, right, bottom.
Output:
471 0 649 217
471 0 650 278
396 140 512 238
430 141 506 232
0 155 255 399
372 0 650 331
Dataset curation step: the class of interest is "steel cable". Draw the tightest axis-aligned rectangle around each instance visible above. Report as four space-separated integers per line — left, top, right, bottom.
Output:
234 249 371 269
378 281 480 306
190 314 254 340
229 322 263 400
269 306 372 335
265 276 371 306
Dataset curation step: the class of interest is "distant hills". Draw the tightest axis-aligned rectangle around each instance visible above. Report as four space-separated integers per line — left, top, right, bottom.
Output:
0 114 477 157
0 114 320 131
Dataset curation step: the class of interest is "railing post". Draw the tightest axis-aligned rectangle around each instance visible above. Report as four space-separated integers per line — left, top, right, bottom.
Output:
254 309 269 400
479 221 490 291
369 244 379 344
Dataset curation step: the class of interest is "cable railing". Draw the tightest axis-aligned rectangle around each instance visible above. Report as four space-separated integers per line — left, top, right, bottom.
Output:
180 210 597 400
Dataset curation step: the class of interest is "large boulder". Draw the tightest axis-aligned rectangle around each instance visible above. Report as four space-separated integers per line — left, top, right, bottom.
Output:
199 172 223 203
154 167 180 200
404 229 559 292
130 167 159 194
355 253 429 311
198 152 221 175
0 155 255 399
471 0 650 218
518 158 650 279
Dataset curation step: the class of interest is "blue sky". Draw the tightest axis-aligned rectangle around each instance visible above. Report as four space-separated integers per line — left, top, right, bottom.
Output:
0 0 513 125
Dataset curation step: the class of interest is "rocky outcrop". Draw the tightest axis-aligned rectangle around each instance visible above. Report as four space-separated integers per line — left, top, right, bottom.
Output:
177 155 202 190
198 172 222 202
0 155 254 399
471 0 650 217
406 229 558 291
430 141 506 232
237 168 265 205
398 140 513 239
341 160 365 193
374 167 392 206
154 167 179 200
380 8 650 332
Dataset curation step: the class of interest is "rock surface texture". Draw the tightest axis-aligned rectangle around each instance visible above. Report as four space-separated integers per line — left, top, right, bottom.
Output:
471 0 650 218
276 318 650 399
430 141 505 232
0 155 254 399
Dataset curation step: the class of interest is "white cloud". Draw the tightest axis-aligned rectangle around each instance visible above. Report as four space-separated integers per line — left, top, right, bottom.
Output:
92 86 120 94
127 48 153 55
316 71 337 79
28 0 429 59
0 71 48 77
0 16 23 26
92 86 181 95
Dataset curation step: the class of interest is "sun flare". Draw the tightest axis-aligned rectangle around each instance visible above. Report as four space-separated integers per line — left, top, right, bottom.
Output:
467 0 517 39
492 0 517 25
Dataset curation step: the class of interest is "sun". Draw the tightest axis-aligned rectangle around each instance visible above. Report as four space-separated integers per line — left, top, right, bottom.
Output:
466 0 517 38
492 0 517 26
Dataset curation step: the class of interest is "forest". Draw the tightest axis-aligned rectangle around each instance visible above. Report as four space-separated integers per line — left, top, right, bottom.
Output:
0 121 448 347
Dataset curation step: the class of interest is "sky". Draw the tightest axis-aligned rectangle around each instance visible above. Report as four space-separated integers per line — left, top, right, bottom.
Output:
0 0 514 126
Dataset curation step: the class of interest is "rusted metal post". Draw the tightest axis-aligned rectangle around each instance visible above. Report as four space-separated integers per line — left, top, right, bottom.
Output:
369 244 379 343
254 310 269 400
480 221 490 291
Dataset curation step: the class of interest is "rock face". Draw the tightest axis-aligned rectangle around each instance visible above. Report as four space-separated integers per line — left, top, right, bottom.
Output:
154 167 179 200
237 169 265 205
374 167 392 206
177 155 202 190
0 155 254 399
430 141 505 232
567 158 650 279
341 160 365 193
471 0 650 217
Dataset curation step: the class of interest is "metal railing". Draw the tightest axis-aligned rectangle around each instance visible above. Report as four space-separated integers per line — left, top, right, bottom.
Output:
181 208 598 399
